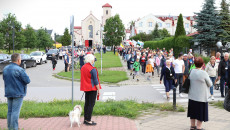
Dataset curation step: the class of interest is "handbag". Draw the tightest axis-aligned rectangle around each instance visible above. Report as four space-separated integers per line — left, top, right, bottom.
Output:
224 89 230 112
181 71 192 94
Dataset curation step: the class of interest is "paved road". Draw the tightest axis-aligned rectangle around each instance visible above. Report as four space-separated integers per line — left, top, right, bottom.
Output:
0 58 225 104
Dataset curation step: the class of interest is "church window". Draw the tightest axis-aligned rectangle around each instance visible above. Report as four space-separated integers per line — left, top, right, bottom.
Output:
88 25 93 38
106 10 108 15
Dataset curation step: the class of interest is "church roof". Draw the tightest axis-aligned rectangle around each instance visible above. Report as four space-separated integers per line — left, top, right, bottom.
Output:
102 3 112 8
74 26 82 29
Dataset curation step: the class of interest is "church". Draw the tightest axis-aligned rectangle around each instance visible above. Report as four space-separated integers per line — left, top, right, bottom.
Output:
74 3 112 47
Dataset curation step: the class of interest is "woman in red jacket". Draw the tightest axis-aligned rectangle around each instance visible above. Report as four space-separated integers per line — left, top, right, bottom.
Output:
80 54 101 126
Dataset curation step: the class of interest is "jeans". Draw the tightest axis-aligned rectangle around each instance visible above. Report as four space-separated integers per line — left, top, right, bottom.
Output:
156 66 160 76
84 91 97 121
175 73 183 93
220 77 227 96
7 97 24 130
209 77 216 95
141 62 146 74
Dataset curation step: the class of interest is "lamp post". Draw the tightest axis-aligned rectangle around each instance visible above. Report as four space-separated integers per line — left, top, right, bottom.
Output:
54 33 56 49
96 27 103 74
7 20 15 54
217 41 223 59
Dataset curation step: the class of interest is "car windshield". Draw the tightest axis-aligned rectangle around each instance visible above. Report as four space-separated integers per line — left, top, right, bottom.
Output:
21 54 27 59
0 55 5 60
48 49 57 53
31 52 41 56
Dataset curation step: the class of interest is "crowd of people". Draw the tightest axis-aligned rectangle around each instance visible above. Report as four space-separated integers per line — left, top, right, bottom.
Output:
119 46 230 129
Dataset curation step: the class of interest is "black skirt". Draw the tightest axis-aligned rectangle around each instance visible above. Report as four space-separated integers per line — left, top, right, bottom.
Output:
187 99 208 122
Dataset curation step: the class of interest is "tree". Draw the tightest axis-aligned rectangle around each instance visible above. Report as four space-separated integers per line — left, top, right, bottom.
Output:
159 28 171 38
0 33 5 49
60 28 71 46
36 27 52 50
174 14 186 38
151 23 160 40
23 24 37 52
103 14 125 46
0 13 25 53
219 0 230 45
193 0 222 51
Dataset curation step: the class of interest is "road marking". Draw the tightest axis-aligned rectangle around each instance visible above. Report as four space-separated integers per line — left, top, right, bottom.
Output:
103 92 116 96
156 89 165 91
152 84 163 87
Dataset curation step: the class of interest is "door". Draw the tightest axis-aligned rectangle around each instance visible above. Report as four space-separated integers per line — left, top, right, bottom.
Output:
89 40 93 48
85 40 89 47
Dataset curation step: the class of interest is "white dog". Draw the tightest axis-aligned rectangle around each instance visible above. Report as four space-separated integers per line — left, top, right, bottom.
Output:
69 105 82 127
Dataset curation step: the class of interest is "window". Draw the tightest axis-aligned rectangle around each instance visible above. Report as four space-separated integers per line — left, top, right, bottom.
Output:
106 10 108 15
88 25 93 38
158 22 162 27
185 23 189 28
139 22 143 27
166 23 171 28
148 22 152 27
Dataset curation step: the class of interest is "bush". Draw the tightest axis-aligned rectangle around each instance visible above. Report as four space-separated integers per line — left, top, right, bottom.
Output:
144 36 193 57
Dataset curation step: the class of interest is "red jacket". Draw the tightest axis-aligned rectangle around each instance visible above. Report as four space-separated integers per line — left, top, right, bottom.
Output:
80 63 101 91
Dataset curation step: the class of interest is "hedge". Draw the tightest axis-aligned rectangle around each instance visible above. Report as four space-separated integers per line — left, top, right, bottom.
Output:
144 36 193 57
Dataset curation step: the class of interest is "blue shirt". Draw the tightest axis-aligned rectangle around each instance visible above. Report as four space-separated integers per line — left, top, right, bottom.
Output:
64 54 69 64
3 63 30 98
90 68 99 87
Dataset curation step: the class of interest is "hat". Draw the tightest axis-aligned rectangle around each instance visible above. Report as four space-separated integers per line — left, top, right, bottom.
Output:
183 54 188 56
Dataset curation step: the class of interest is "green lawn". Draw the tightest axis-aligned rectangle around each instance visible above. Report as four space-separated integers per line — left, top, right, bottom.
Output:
0 48 45 54
94 52 122 68
0 100 185 119
57 70 128 83
209 101 224 109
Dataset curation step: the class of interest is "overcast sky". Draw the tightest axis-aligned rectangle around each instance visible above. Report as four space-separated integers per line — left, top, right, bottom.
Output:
0 0 222 35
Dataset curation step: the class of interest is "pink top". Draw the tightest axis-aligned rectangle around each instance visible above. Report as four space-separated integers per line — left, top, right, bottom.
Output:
155 57 160 66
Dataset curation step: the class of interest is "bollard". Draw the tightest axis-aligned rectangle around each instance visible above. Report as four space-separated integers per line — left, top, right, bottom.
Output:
173 87 177 110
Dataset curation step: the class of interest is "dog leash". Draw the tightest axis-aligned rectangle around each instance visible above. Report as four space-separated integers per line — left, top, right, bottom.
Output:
80 92 85 101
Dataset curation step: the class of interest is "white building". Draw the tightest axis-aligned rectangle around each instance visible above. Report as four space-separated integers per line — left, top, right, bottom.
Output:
133 14 197 36
74 3 112 47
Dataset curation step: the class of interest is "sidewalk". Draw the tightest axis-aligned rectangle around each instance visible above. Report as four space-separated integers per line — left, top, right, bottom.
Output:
0 116 137 130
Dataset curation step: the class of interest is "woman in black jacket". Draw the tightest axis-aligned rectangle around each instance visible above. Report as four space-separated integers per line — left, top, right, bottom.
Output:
160 60 176 99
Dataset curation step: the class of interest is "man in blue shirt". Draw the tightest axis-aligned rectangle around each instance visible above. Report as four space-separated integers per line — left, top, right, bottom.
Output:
64 51 69 72
3 53 30 130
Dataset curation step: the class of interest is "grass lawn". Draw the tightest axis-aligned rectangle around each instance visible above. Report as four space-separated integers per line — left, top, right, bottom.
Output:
94 52 122 68
0 100 185 119
57 70 128 83
0 48 45 55
209 101 224 109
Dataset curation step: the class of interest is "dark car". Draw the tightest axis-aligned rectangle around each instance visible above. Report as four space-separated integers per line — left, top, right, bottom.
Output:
20 54 37 69
0 54 11 73
46 49 59 60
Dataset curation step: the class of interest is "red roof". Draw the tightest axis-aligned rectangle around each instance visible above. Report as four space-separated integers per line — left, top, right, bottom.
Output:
187 32 199 37
74 26 82 29
102 3 112 8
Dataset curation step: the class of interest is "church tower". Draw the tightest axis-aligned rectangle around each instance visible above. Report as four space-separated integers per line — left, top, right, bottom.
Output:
102 3 112 27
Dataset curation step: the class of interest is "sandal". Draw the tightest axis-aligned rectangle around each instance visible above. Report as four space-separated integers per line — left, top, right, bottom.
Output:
190 126 196 130
84 120 97 126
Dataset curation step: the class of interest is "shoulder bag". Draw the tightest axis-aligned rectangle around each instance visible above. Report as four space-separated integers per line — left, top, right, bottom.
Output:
224 89 230 112
181 70 192 94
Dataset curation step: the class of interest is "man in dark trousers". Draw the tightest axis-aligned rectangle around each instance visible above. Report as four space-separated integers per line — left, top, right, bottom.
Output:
218 52 230 97
114 45 116 55
64 51 69 72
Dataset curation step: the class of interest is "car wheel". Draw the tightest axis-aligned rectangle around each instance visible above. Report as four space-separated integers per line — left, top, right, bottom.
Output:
23 62 26 69
40 59 43 65
33 62 37 67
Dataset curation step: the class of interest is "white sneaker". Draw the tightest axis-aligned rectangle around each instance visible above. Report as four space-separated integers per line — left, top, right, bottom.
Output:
211 96 214 100
179 93 184 97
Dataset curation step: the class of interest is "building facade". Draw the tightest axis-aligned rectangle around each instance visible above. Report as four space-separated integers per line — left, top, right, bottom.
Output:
74 3 112 47
133 14 196 37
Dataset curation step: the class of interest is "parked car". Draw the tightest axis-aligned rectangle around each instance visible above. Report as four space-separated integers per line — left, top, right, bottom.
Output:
46 49 59 60
0 54 11 73
20 54 37 69
106 46 112 51
30 51 47 64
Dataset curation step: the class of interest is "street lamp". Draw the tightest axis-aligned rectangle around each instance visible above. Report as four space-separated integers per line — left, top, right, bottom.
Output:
7 20 15 54
217 41 223 59
96 27 103 74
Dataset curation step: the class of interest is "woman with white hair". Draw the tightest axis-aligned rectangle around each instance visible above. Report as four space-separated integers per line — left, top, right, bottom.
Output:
205 56 218 100
160 60 176 99
80 54 101 126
